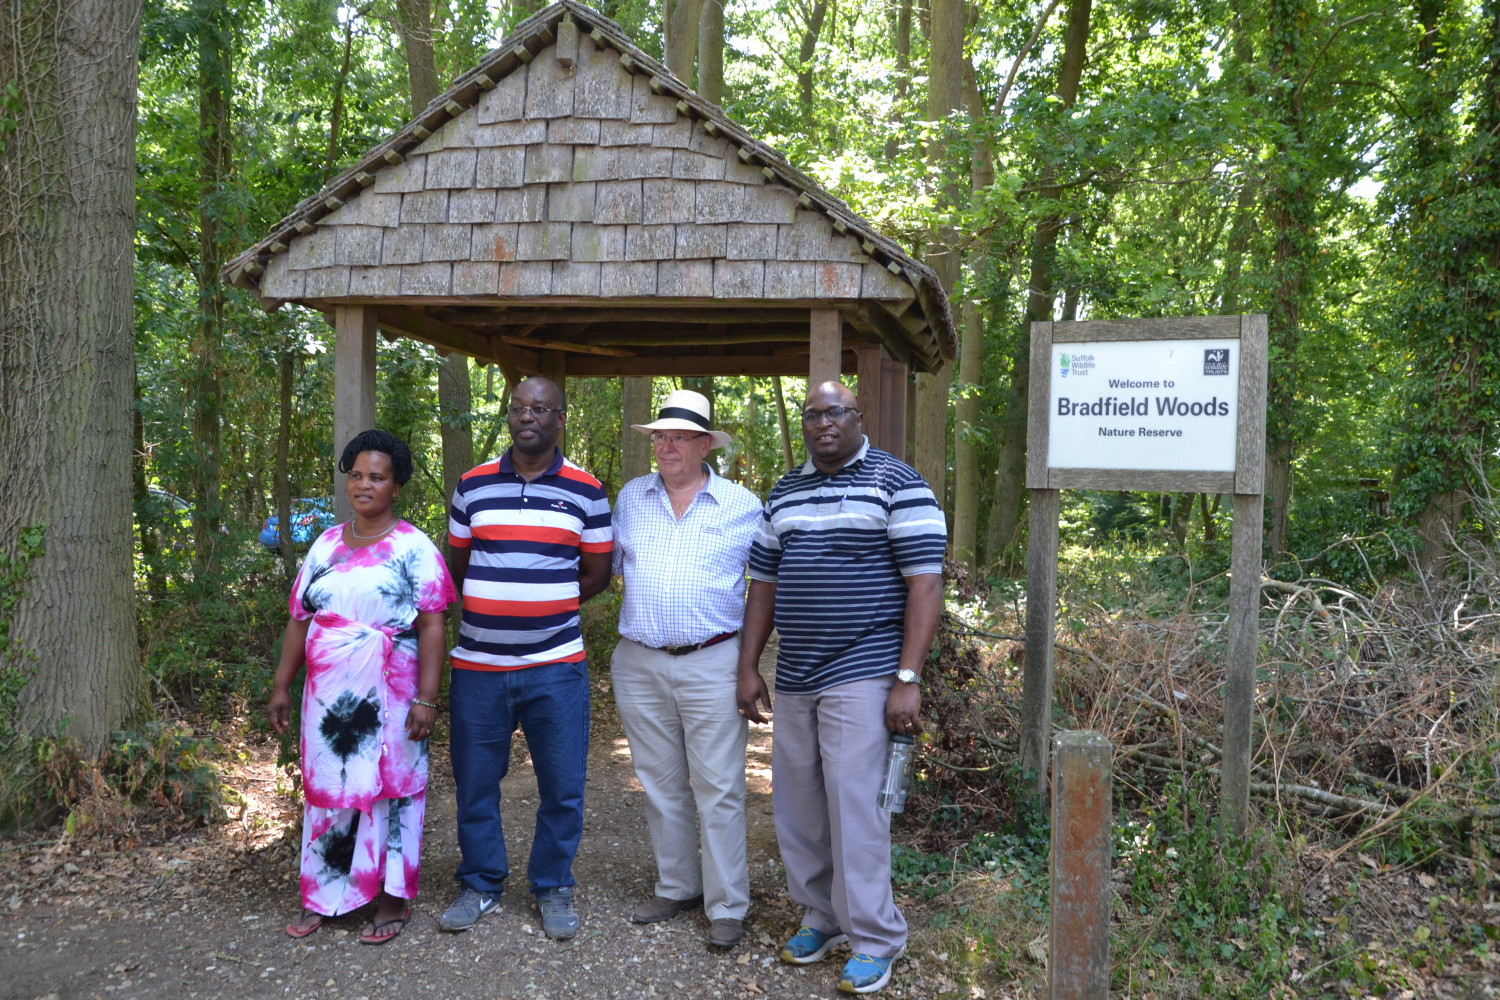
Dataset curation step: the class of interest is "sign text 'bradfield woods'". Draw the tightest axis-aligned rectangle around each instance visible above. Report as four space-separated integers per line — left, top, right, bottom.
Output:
1048 340 1240 472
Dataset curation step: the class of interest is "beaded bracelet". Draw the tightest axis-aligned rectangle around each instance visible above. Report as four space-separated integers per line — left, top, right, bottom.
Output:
411 698 438 710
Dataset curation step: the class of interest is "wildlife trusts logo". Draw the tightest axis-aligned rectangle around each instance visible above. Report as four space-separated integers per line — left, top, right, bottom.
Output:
1204 348 1230 375
1060 353 1070 378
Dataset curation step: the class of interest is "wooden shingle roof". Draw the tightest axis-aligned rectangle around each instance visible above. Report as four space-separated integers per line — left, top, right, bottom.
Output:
223 1 955 377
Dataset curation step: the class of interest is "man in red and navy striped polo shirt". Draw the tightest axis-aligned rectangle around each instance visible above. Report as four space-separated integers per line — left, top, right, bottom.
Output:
438 377 612 941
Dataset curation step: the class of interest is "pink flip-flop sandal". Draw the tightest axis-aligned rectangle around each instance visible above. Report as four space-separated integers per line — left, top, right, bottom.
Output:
359 907 411 945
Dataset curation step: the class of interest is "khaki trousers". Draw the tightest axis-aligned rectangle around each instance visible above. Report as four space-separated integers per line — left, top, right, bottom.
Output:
611 636 750 920
771 675 907 957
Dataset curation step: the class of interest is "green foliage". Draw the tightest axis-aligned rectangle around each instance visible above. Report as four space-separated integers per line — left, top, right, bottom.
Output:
142 561 290 715
101 722 230 825
0 524 44 752
1121 779 1307 994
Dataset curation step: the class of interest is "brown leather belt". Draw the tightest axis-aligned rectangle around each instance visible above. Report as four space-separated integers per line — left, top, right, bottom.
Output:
650 631 740 656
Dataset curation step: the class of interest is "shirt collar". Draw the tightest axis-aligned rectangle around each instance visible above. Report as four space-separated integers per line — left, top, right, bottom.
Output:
800 436 870 478
498 446 564 478
646 462 723 503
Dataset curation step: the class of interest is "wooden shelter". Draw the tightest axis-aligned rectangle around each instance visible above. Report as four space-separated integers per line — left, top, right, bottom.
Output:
224 1 954 483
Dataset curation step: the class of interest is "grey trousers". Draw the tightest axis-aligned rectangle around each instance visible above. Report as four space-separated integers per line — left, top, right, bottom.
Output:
611 636 750 920
771 675 907 958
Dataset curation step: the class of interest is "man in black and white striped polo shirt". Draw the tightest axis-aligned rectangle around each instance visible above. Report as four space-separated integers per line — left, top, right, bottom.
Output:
736 380 945 995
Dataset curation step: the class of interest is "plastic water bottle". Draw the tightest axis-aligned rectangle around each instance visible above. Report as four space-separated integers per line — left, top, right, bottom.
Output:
876 734 915 812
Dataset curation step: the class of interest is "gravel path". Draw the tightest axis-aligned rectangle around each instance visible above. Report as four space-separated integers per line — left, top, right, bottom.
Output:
3 652 949 1000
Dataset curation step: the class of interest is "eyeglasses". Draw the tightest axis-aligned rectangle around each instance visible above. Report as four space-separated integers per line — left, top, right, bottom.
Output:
508 404 563 417
650 431 707 447
801 406 859 424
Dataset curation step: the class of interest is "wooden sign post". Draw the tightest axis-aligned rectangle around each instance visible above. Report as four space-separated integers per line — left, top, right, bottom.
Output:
1022 315 1267 835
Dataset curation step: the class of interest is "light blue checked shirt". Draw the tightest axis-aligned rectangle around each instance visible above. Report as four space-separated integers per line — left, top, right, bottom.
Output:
613 464 764 648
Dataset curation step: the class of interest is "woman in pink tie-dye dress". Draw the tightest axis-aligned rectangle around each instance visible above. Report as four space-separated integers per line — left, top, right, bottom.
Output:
268 430 456 943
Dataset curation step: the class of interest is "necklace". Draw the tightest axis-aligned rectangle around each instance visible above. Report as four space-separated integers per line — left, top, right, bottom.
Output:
349 519 398 540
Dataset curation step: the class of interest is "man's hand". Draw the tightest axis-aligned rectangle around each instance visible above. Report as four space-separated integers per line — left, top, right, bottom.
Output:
885 680 922 736
737 669 772 724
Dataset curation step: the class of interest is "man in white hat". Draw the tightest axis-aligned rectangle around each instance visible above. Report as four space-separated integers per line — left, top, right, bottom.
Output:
610 388 763 948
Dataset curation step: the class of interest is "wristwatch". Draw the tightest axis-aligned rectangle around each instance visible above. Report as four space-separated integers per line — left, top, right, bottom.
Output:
896 668 920 686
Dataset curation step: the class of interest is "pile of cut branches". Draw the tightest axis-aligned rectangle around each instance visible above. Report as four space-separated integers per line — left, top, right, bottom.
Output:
915 494 1500 861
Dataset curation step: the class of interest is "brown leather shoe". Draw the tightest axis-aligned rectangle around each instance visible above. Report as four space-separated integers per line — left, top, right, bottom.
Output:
709 918 745 948
630 893 704 923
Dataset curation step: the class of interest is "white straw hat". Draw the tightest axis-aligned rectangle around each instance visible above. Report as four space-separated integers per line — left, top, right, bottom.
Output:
630 389 732 449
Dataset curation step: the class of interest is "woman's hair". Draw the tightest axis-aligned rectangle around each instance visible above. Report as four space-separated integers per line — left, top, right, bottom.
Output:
338 429 414 485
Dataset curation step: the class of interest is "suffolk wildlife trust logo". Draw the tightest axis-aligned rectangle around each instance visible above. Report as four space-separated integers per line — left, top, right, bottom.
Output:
1059 352 1094 379
1204 348 1230 375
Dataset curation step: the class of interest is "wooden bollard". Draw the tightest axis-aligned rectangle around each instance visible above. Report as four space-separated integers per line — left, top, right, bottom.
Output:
1049 730 1112 1000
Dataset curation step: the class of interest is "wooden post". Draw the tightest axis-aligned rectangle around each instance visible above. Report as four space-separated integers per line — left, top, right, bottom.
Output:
333 305 377 523
855 343 883 449
1050 730 1112 1000
880 358 908 463
621 376 654 486
1021 488 1060 804
1020 321 1057 807
1222 313 1268 836
809 308 842 387
540 349 567 455
1222 492 1263 835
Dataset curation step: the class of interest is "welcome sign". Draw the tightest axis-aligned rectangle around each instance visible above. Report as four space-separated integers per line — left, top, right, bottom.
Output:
1020 314 1268 842
1048 339 1240 472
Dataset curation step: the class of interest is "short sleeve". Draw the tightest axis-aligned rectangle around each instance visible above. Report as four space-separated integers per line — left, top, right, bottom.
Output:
886 470 947 577
746 504 782 583
448 477 472 550
412 532 458 614
579 488 613 554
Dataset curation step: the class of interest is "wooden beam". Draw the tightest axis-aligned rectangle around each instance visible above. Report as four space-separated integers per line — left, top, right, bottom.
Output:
498 336 635 358
809 308 842 387
566 350 859 378
333 306 377 522
375 306 531 386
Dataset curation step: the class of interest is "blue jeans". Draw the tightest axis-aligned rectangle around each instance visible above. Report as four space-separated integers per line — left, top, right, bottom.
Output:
449 658 590 896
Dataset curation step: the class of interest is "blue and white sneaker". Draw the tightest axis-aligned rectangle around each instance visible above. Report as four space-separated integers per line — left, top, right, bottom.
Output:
838 948 905 994
780 925 849 964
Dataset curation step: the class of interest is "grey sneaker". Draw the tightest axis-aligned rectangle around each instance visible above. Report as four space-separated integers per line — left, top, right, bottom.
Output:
537 887 579 940
439 887 498 931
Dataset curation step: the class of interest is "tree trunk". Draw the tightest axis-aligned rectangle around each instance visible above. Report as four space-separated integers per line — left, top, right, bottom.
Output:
697 0 724 105
952 300 983 566
396 0 441 116
798 1 830 126
667 0 704 82
189 0 231 581
772 376 795 469
325 14 355 174
1199 492 1218 542
885 0 913 159
621 377 654 484
132 379 164 599
276 351 295 581
985 0 1091 565
1263 0 1314 559
0 0 144 748
682 376 715 423
913 0 965 507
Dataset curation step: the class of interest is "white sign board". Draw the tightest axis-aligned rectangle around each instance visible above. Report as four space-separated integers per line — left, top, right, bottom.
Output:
1047 338 1240 471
